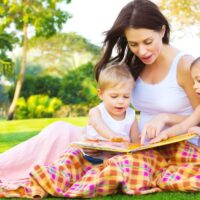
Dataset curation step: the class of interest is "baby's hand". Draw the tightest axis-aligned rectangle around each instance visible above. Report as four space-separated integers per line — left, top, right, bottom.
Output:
110 136 130 143
188 126 200 136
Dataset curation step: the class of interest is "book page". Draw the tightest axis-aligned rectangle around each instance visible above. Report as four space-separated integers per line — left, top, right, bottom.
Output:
71 132 197 153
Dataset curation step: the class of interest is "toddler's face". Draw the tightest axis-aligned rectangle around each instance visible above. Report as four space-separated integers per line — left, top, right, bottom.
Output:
99 81 134 120
191 61 200 97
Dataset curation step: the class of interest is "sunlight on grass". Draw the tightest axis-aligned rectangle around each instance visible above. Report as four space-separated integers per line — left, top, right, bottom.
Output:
0 117 88 134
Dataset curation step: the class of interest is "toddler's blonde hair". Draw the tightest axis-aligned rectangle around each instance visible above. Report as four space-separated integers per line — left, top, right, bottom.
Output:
98 63 134 91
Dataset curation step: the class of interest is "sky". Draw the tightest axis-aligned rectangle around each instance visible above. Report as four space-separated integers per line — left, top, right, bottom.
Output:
63 0 131 46
62 0 199 58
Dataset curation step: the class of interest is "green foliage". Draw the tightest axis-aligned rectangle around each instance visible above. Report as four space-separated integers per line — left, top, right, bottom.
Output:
0 59 14 77
58 62 99 106
0 0 72 38
159 0 200 27
15 95 62 119
21 75 61 98
0 32 17 76
0 32 18 60
0 84 10 119
55 103 95 117
27 32 101 75
8 62 62 102
0 84 9 104
1 0 73 119
29 32 100 54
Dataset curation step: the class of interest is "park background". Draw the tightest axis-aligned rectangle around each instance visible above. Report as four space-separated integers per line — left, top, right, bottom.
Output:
0 0 200 199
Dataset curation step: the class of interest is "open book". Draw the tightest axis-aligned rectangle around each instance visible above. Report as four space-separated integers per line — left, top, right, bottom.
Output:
71 132 197 153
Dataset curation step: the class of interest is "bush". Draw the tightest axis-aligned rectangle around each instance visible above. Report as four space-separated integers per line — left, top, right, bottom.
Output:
54 103 97 117
0 83 11 119
9 75 61 100
15 95 62 119
58 62 99 105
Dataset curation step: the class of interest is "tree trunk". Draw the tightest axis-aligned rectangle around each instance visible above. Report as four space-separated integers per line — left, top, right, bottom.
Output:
7 22 28 120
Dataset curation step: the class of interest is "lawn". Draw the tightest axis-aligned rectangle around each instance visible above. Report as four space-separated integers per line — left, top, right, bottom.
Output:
0 118 200 200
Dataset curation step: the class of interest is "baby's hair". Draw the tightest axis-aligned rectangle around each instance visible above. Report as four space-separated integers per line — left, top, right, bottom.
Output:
191 57 200 69
98 63 134 91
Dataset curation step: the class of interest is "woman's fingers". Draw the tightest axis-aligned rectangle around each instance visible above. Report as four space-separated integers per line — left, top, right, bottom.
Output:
141 127 147 144
149 132 168 144
141 125 161 144
147 126 157 139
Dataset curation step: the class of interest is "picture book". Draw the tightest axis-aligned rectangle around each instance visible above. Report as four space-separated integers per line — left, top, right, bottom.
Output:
71 132 197 153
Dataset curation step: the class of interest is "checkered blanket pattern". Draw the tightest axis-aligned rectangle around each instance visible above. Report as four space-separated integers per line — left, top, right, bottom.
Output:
1 141 200 198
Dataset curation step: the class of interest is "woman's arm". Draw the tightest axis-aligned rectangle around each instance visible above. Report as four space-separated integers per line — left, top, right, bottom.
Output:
150 105 200 143
163 113 188 126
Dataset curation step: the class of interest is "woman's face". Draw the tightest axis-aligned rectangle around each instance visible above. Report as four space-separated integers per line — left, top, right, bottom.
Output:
125 27 164 65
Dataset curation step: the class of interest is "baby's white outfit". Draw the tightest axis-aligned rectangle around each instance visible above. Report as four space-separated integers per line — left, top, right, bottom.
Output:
86 102 135 141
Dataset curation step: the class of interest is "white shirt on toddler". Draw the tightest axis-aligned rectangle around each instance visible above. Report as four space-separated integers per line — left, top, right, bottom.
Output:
85 102 135 141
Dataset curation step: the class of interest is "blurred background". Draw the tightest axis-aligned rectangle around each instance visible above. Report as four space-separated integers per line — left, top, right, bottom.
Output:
0 0 199 120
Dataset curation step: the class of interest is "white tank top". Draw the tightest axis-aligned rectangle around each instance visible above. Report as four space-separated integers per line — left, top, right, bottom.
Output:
132 52 198 145
86 102 135 140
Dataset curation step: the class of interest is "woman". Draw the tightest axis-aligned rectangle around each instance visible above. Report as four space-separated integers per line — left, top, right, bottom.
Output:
91 0 200 145
1 0 200 198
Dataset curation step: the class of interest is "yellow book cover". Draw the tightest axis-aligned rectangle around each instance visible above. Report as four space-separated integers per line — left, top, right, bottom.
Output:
71 132 197 153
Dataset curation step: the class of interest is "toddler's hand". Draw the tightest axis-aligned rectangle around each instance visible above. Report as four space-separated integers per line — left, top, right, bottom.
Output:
110 136 130 142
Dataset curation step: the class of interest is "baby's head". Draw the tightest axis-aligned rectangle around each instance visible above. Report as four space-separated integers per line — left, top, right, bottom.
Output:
98 63 135 92
97 63 135 118
191 57 200 96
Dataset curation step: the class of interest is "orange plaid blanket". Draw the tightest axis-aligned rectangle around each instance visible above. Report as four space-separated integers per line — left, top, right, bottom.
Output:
1 141 200 198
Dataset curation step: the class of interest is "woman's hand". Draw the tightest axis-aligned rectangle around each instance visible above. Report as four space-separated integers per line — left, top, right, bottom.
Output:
188 126 200 136
149 131 169 144
141 114 168 144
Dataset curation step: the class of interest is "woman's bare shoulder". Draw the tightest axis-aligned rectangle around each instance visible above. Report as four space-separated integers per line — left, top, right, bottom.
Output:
178 54 194 71
177 54 195 87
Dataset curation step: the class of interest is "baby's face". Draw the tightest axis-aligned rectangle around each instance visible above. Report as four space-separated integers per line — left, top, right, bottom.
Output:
99 81 134 120
191 61 200 97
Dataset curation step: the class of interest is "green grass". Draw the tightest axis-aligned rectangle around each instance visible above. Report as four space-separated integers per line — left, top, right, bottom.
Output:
0 118 200 199
0 117 87 153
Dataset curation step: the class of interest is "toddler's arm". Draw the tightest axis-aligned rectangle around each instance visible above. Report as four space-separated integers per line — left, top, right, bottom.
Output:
130 118 140 144
89 106 123 140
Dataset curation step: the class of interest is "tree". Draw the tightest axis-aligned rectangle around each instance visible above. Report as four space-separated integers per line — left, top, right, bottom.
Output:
59 62 99 106
0 0 72 119
159 0 200 28
0 32 17 76
27 32 101 76
0 32 17 60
